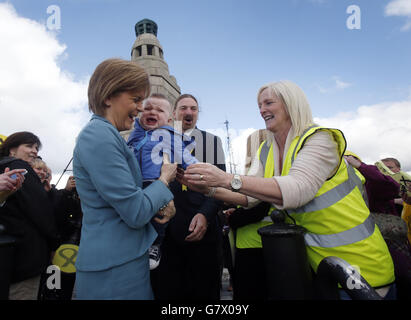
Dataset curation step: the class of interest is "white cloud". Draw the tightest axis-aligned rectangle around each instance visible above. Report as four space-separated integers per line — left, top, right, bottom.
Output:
0 3 89 186
333 77 352 90
385 0 411 31
205 127 256 174
208 98 411 176
385 0 411 16
315 76 352 94
315 99 411 171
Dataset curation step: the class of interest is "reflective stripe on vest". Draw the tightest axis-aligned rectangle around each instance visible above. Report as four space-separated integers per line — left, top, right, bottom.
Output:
290 125 318 164
259 125 318 178
259 141 269 173
257 126 394 287
287 164 363 215
304 213 375 248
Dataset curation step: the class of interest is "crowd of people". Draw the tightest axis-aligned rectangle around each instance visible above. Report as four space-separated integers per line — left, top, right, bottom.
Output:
1 58 410 300
0 132 81 299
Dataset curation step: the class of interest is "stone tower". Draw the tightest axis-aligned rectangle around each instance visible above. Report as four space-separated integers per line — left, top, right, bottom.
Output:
121 19 181 140
131 19 181 106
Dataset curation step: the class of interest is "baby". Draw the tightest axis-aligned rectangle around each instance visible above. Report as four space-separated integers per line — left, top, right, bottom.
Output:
127 93 198 270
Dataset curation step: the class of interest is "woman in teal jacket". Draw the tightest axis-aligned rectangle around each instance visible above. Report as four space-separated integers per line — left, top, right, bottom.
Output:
73 59 177 300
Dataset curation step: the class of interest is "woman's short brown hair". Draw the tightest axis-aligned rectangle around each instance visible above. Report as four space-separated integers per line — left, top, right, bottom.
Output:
88 58 151 115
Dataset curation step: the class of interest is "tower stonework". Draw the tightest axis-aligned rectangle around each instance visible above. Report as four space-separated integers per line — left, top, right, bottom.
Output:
121 19 181 140
132 19 180 106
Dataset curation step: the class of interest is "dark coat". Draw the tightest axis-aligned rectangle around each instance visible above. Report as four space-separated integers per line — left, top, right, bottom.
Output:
153 128 227 300
167 128 226 244
0 157 58 283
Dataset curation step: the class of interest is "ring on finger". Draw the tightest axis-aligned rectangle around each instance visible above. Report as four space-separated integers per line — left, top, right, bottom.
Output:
200 174 204 181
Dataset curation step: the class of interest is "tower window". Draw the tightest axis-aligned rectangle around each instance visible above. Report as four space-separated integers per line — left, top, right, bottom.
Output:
147 45 153 55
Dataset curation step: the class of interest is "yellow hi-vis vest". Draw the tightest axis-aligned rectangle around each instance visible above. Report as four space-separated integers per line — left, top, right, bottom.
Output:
236 126 395 288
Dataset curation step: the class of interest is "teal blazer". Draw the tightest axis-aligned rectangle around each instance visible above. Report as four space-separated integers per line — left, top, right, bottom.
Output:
73 115 173 272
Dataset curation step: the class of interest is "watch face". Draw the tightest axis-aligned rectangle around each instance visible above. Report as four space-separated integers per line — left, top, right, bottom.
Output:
231 175 242 190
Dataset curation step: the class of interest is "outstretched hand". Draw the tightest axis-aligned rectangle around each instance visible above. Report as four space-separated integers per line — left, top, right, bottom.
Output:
176 167 209 195
184 163 228 188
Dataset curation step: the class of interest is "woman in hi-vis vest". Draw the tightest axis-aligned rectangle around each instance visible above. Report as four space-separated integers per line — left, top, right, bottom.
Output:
180 80 395 300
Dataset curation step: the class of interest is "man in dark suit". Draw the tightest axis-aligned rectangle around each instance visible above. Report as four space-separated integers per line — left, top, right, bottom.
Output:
152 94 226 300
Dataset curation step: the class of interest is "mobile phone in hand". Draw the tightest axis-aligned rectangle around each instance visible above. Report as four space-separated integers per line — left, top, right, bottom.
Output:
11 169 28 179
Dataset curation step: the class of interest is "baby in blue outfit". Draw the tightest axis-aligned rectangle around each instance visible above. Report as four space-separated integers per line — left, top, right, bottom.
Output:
127 93 198 269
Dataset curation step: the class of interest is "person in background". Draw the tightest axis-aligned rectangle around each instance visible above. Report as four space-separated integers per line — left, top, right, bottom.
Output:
43 166 53 192
0 132 58 300
31 158 48 185
382 158 402 174
344 153 400 215
345 152 411 300
219 130 272 300
30 158 80 239
244 129 269 174
381 158 405 215
73 58 177 300
38 172 83 300
181 80 396 300
401 181 411 246
152 93 226 300
397 181 411 299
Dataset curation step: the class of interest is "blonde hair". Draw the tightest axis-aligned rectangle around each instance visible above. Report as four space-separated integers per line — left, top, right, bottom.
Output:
31 158 48 181
257 81 314 137
88 58 150 116
32 157 47 170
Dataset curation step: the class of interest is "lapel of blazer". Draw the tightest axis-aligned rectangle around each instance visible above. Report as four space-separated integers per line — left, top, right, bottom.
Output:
191 128 206 162
124 137 143 186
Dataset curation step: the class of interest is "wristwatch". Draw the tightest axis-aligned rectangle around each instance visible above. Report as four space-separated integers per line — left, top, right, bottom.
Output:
230 174 242 192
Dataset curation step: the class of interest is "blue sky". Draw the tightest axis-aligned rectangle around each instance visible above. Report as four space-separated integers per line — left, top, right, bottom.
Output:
9 0 411 126
1 0 411 178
